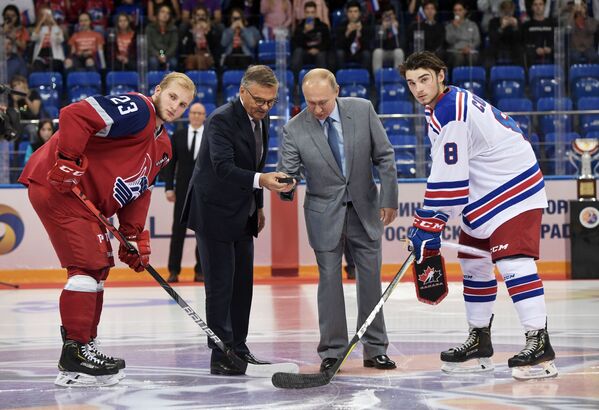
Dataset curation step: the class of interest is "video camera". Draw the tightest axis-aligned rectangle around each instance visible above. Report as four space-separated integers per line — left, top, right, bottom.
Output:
0 84 23 141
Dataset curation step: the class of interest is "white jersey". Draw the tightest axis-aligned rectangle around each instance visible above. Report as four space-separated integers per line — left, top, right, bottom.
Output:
423 86 548 238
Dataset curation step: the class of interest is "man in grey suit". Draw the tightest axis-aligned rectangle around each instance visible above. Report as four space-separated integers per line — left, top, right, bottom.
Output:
278 68 399 372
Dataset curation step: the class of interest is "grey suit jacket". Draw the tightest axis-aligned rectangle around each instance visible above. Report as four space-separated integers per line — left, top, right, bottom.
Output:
278 97 398 252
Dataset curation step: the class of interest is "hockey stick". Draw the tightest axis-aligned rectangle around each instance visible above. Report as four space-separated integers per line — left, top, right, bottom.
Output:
400 238 492 259
271 252 415 389
71 186 299 378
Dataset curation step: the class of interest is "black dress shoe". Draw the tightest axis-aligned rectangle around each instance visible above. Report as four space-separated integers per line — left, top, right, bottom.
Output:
320 357 338 372
210 358 245 376
363 354 396 370
194 272 204 282
238 352 271 365
167 273 179 283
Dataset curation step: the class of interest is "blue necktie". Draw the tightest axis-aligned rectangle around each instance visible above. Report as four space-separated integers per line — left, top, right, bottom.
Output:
325 117 343 173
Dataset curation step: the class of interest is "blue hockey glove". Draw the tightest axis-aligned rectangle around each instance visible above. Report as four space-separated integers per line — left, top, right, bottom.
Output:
407 209 449 264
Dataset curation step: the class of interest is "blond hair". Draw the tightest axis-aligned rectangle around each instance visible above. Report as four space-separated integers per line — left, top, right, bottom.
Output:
158 72 196 96
302 68 338 91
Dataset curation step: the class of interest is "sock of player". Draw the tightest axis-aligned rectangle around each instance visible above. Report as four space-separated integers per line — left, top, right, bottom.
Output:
90 282 104 340
460 258 497 328
59 274 98 343
497 257 547 331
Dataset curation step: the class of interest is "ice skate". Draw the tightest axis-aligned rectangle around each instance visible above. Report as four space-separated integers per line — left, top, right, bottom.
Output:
508 326 558 381
87 338 126 379
54 340 120 387
440 315 494 373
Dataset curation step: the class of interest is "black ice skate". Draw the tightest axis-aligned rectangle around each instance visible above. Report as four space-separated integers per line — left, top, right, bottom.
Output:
54 340 120 387
87 339 126 369
508 325 558 380
440 315 494 373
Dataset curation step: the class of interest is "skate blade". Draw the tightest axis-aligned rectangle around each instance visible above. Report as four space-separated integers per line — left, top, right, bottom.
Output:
441 358 494 374
511 360 558 381
54 371 121 387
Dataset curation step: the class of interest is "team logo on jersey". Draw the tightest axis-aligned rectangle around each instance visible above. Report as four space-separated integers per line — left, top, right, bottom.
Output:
0 205 25 255
113 155 151 207
418 266 443 287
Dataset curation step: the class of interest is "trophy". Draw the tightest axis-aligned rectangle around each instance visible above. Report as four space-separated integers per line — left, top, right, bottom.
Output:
570 138 599 200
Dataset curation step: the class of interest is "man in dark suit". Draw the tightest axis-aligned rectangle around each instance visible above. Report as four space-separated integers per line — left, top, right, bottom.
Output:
162 102 206 283
182 65 295 376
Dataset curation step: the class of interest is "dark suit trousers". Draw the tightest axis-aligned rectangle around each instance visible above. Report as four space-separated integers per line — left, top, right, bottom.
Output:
168 198 202 275
196 230 254 361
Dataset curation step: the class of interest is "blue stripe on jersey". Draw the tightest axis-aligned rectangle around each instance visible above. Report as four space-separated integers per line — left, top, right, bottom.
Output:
86 94 151 138
424 197 469 207
427 179 469 189
462 91 468 121
506 273 544 302
433 87 466 128
461 164 544 229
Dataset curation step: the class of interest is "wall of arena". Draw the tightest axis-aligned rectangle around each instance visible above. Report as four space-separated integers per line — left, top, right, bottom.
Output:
0 178 579 282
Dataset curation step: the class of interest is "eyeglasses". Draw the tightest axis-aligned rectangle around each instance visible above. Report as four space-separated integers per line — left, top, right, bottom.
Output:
244 87 278 108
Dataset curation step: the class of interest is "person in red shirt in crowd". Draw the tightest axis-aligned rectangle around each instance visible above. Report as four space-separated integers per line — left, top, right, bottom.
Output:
65 12 106 72
18 72 196 387
85 0 114 33
107 12 136 70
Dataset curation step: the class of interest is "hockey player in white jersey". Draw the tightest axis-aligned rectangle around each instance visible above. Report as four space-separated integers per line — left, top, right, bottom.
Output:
399 51 557 380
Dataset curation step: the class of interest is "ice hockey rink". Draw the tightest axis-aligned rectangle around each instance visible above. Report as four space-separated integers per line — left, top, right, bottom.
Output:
1 276 598 410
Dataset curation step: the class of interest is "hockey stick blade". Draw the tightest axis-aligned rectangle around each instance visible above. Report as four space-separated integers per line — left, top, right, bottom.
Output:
71 186 298 378
272 253 415 389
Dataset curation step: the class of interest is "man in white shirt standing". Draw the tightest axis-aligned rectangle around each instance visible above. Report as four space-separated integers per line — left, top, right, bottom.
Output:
163 102 206 283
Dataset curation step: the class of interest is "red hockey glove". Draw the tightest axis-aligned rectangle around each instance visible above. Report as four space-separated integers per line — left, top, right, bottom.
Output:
47 153 88 193
118 230 151 272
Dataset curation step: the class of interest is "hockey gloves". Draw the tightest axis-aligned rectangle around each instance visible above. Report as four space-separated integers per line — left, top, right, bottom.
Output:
407 209 449 264
47 153 88 193
118 230 151 272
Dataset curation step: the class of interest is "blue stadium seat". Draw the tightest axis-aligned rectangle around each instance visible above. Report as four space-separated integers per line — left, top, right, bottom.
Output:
67 71 102 102
223 70 245 102
195 85 216 104
331 9 344 28
374 68 403 85
185 70 218 94
528 133 541 157
339 84 368 98
388 134 417 154
43 104 59 119
257 40 290 63
528 64 562 101
148 70 170 93
106 71 139 95
490 65 525 102
544 132 580 174
570 64 599 101
29 71 63 108
204 103 216 115
537 97 573 135
379 101 414 134
395 151 416 178
497 98 533 137
452 66 486 97
336 68 370 88
578 97 599 134
379 83 408 101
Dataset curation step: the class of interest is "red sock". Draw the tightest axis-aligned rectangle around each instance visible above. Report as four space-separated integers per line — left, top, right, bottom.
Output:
59 289 97 344
90 290 104 340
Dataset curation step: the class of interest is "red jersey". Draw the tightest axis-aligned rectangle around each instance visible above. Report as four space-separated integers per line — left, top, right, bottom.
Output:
19 93 171 234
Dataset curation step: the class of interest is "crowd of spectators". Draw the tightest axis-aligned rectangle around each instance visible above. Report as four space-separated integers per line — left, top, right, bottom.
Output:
0 0 597 125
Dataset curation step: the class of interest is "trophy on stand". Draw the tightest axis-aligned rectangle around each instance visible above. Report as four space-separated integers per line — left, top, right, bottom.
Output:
569 138 599 201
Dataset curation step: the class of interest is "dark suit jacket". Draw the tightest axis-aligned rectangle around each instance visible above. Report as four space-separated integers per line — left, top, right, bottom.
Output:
182 98 268 241
162 126 198 199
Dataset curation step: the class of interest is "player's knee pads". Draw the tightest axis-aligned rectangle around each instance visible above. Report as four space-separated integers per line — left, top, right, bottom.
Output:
459 257 494 281
64 275 98 292
496 257 537 281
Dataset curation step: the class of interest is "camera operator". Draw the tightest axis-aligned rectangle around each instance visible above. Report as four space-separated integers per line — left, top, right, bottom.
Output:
8 75 42 140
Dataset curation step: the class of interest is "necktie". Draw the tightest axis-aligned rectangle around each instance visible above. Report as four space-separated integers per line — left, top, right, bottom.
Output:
252 119 263 165
325 117 343 173
190 130 197 158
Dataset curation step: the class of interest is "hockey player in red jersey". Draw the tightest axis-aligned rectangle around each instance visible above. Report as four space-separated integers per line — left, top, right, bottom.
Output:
19 72 196 387
399 52 557 380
